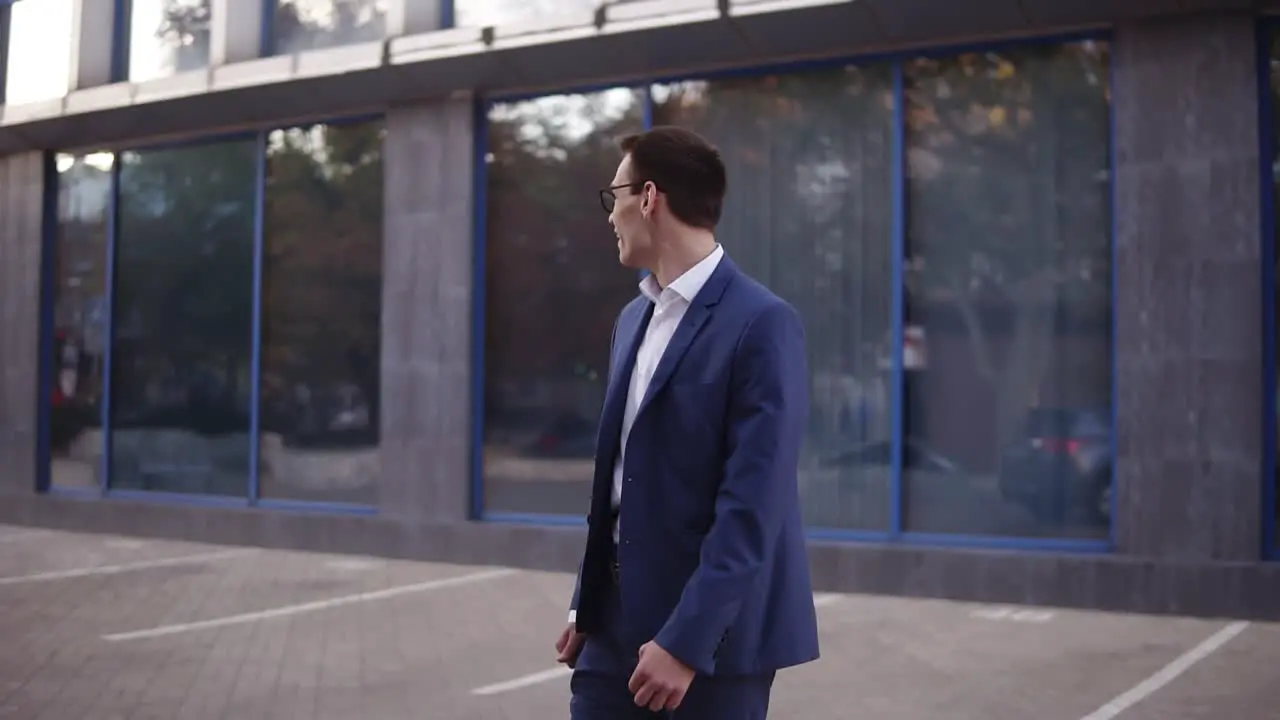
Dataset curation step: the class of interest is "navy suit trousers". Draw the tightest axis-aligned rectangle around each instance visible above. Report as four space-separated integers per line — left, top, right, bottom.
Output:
570 582 775 720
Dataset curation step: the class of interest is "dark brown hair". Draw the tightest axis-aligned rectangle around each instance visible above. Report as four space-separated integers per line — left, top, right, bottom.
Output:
618 126 726 230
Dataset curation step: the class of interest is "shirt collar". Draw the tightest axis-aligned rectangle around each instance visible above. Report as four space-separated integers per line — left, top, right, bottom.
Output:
639 244 725 306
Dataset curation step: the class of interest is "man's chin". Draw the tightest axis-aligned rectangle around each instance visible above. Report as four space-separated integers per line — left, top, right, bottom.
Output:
617 246 638 268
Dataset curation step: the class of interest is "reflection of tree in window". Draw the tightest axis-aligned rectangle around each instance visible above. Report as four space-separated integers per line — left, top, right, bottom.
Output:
274 0 388 55
904 44 1111 463
130 0 211 81
481 89 643 516
110 140 256 496
652 69 896 531
259 121 383 504
48 154 113 490
486 90 643 403
901 42 1112 538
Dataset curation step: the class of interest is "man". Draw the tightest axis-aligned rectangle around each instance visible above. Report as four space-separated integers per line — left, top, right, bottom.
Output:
554 126 820 719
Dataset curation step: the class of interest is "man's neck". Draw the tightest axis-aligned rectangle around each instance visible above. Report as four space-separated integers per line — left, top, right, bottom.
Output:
650 231 717 288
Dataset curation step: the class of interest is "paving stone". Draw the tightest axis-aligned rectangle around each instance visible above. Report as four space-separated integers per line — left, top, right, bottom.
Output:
0 525 1277 719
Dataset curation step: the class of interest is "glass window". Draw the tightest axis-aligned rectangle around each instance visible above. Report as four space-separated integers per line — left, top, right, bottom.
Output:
259 120 384 505
4 0 74 105
902 42 1112 539
110 139 257 496
482 89 645 516
127 0 211 83
50 153 115 491
652 67 897 531
272 0 387 55
453 0 599 28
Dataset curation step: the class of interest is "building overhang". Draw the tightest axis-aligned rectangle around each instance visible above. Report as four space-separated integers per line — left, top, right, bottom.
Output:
0 0 1267 154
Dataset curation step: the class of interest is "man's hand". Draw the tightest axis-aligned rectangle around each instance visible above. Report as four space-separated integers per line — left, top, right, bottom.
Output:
555 622 586 667
627 641 696 711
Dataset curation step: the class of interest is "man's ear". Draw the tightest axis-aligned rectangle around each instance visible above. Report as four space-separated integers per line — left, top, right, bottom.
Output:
642 181 657 214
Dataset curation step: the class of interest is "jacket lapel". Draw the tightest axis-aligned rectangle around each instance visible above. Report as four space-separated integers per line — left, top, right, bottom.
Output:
635 257 736 418
595 301 653 470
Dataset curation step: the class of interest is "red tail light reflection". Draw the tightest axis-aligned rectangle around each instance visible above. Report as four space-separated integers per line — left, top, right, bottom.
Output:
1033 438 1082 455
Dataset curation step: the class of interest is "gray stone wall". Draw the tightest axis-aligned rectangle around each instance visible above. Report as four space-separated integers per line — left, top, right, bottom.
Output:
378 98 476 523
1113 13 1266 561
0 152 45 495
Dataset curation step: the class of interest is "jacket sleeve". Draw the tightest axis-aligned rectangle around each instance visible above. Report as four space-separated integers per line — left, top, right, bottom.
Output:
653 302 809 674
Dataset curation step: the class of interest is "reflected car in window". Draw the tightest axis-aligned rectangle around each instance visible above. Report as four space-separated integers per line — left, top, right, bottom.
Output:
997 408 1112 525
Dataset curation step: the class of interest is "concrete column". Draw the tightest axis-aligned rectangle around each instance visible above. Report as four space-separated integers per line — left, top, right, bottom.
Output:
378 98 475 522
386 0 446 36
210 0 265 66
1112 13 1264 561
0 152 47 496
69 0 117 89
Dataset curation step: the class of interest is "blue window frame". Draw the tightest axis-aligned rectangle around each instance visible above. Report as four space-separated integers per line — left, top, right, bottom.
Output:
111 0 129 83
42 117 386 516
1260 20 1280 560
473 33 1117 553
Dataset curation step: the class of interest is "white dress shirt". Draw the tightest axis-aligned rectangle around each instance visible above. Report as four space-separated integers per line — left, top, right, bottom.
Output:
612 244 725 542
570 245 724 625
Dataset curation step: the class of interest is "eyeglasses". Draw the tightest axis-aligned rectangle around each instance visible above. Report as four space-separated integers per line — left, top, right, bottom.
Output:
599 182 644 213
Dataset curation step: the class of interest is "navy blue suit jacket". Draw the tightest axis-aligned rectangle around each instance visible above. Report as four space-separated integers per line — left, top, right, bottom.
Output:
571 256 820 677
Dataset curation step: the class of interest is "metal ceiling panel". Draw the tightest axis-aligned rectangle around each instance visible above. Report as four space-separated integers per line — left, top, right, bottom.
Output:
867 0 1028 43
486 13 753 95
1019 0 1181 27
607 0 723 24
0 0 1257 155
490 8 600 39
729 0 888 62
1179 0 1256 12
0 65 400 155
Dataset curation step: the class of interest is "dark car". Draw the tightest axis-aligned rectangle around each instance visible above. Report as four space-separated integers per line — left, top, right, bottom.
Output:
997 408 1112 524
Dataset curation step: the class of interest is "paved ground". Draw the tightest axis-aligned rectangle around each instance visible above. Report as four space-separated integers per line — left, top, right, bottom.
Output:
0 524 1276 720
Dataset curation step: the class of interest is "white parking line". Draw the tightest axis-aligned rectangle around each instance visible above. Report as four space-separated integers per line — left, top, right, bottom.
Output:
0 530 50 543
326 558 383 572
0 549 252 587
1079 621 1249 720
813 593 842 608
470 593 846 697
970 606 1055 623
473 667 573 696
103 568 518 642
